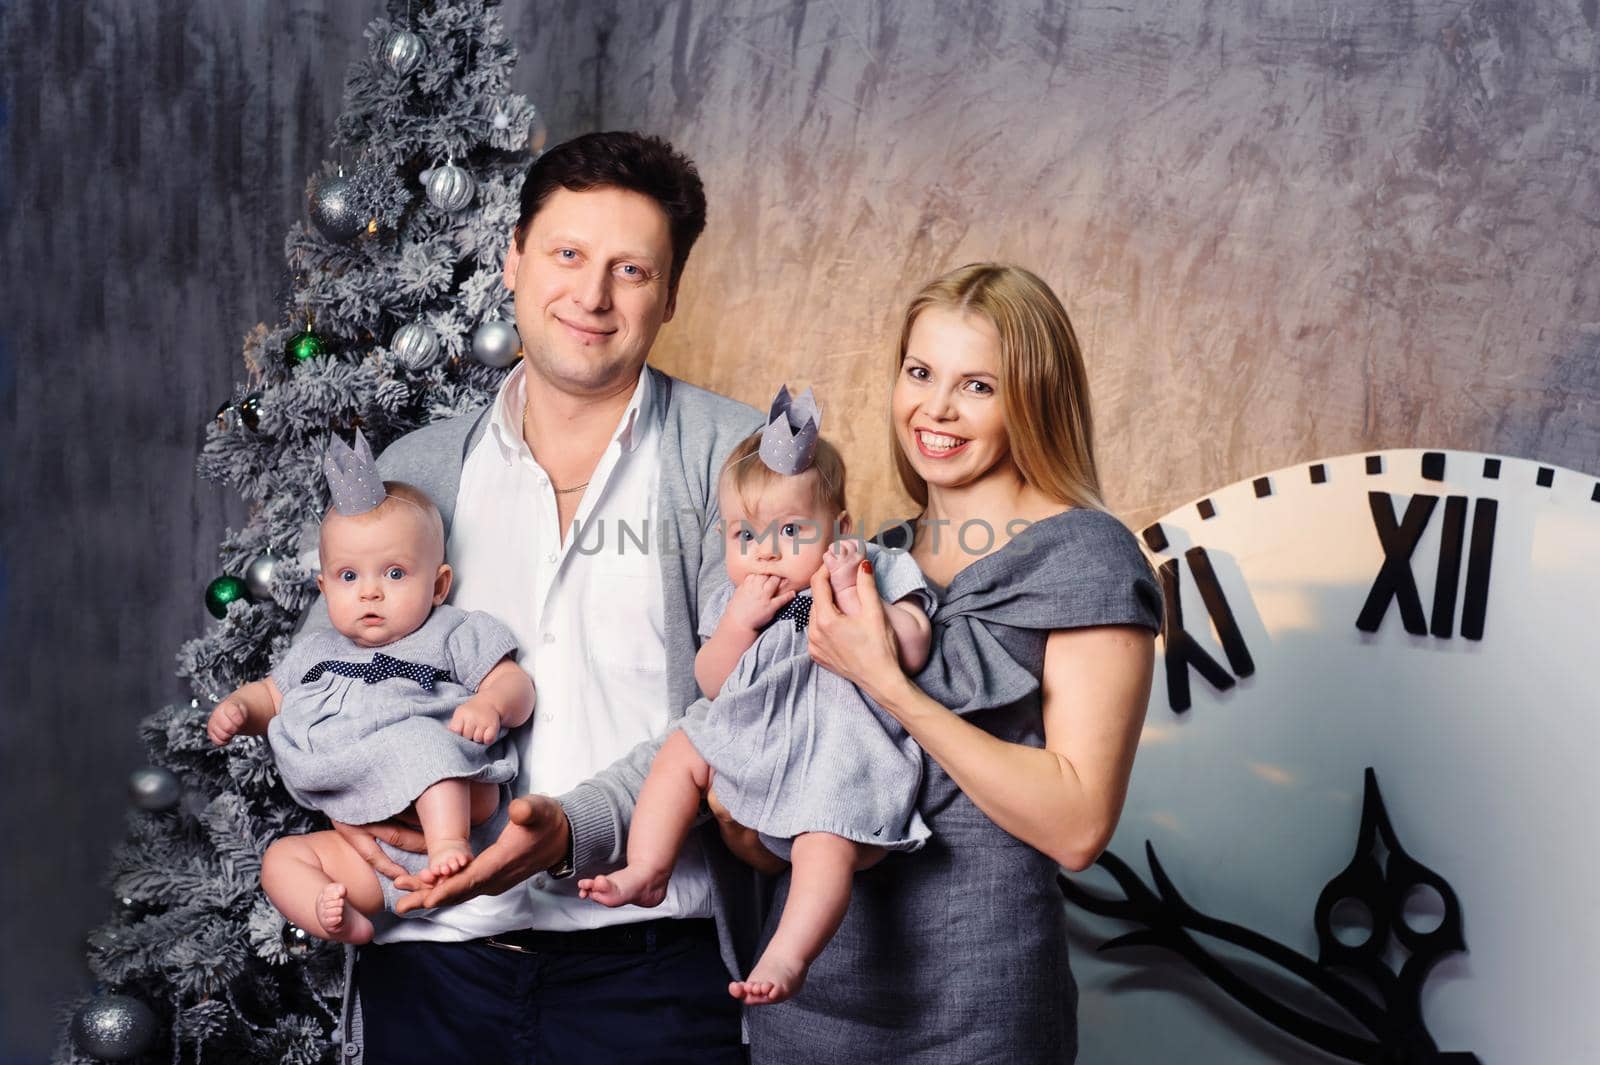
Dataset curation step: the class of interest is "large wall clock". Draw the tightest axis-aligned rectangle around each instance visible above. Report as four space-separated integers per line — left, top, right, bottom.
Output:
1065 449 1598 1064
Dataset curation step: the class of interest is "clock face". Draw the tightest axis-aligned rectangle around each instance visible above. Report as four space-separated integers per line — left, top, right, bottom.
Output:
1067 449 1600 1065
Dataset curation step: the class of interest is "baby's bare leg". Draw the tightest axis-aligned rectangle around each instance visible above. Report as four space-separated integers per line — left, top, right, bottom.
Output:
731 833 880 1006
414 778 474 878
579 730 710 908
469 780 500 825
261 831 385 945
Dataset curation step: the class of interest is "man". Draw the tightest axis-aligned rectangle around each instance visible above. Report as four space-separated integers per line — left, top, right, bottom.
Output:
328 131 764 1063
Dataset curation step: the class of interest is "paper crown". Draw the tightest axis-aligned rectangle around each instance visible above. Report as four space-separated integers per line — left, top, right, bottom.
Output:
323 429 387 516
758 385 823 476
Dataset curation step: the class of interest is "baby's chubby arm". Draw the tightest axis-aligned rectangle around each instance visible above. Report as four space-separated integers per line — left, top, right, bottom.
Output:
450 657 535 745
693 575 795 697
885 598 932 674
207 677 285 746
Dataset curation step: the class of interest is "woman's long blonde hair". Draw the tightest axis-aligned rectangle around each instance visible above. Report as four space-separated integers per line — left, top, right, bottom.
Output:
893 263 1106 512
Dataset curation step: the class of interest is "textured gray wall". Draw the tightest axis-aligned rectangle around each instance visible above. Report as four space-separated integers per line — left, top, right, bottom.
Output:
599 0 1600 533
0 2 602 1059
5 0 1598 1061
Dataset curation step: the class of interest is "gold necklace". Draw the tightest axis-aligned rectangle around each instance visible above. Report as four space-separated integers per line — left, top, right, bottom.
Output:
522 401 590 495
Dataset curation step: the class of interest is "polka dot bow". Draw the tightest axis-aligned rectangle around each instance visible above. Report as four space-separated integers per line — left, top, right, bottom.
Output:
302 652 452 692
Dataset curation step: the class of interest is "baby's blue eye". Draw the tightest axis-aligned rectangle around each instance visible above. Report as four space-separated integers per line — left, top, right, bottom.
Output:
736 529 753 542
386 567 405 580
780 523 799 538
558 248 577 260
338 570 357 582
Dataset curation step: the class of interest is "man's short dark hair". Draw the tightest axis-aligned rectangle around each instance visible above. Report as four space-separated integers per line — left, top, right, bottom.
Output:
513 131 708 294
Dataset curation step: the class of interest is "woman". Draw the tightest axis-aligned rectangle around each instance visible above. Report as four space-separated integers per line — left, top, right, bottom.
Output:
739 263 1163 1063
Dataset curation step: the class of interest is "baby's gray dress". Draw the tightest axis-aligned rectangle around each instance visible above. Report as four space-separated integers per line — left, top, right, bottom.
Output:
748 509 1163 1064
679 542 935 861
268 604 520 910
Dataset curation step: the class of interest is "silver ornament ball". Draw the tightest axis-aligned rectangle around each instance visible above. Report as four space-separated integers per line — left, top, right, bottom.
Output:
283 923 312 958
71 994 159 1061
390 321 442 370
382 29 426 76
426 163 475 212
310 173 364 242
244 554 277 601
128 767 181 812
471 321 521 368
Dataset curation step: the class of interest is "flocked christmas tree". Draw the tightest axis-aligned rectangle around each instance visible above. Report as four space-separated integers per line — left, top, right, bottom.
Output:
58 2 542 1060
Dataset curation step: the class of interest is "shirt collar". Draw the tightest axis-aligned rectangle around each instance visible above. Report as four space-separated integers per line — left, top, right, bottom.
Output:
486 362 654 464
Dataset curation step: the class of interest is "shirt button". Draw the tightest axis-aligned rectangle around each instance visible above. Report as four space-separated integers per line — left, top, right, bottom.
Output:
545 552 557 564
542 632 555 644
538 474 549 487
533 875 549 890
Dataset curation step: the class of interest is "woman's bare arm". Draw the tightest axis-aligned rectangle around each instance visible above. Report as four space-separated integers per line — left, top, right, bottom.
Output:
808 561 1154 871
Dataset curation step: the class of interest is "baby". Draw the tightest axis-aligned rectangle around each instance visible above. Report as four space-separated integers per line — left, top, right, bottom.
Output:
207 431 534 945
580 386 935 1005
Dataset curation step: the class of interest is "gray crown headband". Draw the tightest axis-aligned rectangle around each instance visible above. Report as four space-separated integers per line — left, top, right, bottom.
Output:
758 384 822 476
323 429 387 515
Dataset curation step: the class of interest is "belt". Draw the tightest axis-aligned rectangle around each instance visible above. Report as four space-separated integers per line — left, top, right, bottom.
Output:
481 917 716 955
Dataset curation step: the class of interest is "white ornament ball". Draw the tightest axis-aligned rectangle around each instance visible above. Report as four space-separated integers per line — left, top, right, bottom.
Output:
426 163 475 212
471 321 521 368
390 321 442 370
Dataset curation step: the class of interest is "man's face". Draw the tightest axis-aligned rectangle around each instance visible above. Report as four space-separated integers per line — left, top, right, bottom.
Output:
503 186 677 396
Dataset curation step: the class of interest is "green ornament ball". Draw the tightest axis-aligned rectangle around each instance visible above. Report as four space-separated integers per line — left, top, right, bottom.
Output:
205 575 249 619
285 329 331 365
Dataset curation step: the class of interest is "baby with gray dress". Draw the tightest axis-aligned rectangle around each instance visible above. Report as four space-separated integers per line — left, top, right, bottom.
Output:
207 433 534 945
580 388 935 1006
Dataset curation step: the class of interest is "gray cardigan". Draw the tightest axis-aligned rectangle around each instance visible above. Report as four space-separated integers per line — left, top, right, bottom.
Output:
336 367 765 1060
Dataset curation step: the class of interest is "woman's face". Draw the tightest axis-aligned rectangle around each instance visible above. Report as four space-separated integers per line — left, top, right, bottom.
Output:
892 306 1011 493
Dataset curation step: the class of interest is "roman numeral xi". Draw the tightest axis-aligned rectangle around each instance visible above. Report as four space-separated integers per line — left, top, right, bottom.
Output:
1159 548 1253 713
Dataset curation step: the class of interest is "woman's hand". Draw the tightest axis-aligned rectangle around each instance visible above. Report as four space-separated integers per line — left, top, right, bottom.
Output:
807 559 906 704
706 787 788 876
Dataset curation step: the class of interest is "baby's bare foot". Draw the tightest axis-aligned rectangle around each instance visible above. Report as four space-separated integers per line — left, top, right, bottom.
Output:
577 865 670 908
728 951 808 1006
427 839 472 879
316 883 374 945
826 540 864 614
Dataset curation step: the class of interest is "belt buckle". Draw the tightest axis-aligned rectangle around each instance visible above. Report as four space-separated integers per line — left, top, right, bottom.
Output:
483 935 536 955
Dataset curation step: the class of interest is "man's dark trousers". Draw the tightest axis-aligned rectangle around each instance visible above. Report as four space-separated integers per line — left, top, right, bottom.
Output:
355 919 744 1063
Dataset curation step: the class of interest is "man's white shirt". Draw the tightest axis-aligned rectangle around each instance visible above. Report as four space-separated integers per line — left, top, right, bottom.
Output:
374 362 713 942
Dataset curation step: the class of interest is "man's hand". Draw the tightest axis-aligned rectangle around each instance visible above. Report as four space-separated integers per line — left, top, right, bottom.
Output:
725 574 795 632
449 697 502 745
206 698 248 746
393 794 571 913
330 819 428 881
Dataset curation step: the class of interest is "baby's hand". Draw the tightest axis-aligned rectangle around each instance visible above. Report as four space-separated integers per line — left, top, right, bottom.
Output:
726 574 795 632
449 699 501 745
206 698 247 746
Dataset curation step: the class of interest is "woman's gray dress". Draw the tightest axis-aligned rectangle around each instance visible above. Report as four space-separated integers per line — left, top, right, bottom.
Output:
680 542 935 861
267 604 520 910
747 509 1163 1064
